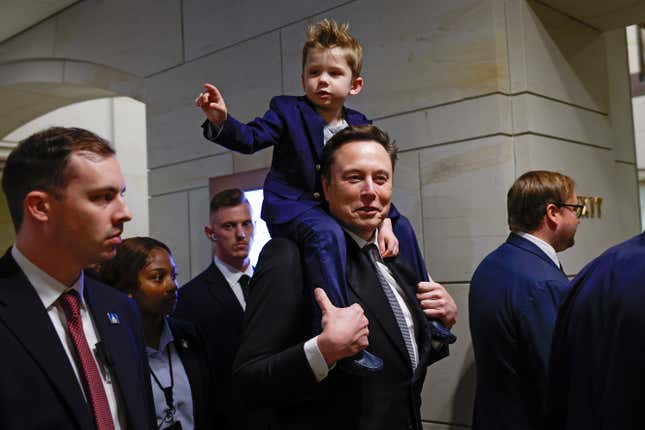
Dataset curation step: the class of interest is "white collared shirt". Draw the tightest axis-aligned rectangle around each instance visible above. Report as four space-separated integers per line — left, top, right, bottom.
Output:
516 232 560 268
323 118 349 145
147 319 194 430
213 256 253 310
12 246 124 430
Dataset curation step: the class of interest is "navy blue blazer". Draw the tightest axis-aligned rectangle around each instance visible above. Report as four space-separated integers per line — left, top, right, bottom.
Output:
469 233 570 430
202 95 377 224
0 249 155 430
546 232 645 430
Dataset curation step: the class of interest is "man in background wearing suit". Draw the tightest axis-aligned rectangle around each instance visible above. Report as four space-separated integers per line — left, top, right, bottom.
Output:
0 127 155 430
469 170 583 430
545 236 645 429
234 125 457 430
174 188 260 429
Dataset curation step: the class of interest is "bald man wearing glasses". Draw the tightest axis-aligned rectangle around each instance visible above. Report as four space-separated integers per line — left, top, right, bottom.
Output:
468 170 583 430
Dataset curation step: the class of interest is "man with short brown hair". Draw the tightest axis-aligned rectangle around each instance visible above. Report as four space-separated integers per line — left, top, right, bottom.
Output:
234 125 456 430
469 170 583 430
0 127 155 430
174 188 263 430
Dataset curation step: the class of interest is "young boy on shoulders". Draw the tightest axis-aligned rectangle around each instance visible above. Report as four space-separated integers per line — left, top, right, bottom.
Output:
195 19 453 373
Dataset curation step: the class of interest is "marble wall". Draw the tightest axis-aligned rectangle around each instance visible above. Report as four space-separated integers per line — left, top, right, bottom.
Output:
0 0 640 428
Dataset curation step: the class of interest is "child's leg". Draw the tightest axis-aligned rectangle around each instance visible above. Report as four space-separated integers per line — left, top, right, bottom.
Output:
392 213 457 344
269 207 349 309
391 214 429 282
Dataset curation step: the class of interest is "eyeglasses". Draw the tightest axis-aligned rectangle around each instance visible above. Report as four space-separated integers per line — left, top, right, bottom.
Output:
558 203 586 218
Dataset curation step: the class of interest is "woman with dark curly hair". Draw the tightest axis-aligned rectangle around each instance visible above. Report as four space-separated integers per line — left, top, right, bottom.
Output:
101 237 215 430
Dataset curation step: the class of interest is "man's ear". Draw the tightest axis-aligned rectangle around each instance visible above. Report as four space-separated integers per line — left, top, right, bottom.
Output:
349 76 364 96
24 191 51 223
544 203 560 227
204 225 215 241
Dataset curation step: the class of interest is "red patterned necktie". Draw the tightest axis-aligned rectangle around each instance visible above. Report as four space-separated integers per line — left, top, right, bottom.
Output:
60 290 115 430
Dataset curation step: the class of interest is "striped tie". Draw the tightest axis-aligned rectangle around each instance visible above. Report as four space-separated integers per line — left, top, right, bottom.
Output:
364 244 417 370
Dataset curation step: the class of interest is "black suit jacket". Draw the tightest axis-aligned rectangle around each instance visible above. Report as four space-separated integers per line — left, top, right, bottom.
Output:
167 317 216 430
174 262 268 429
0 249 155 430
234 238 448 430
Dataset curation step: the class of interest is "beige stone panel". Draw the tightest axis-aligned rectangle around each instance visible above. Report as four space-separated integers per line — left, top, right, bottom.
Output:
150 192 191 286
233 148 274 173
421 283 474 426
0 85 99 139
0 187 15 251
420 136 515 282
521 1 608 112
3 97 113 142
640 182 645 230
0 60 64 85
0 17 56 63
511 94 611 147
122 174 150 238
514 134 640 275
113 97 147 175
539 0 645 31
393 151 423 254
377 94 513 152
149 152 232 196
145 32 281 168
63 61 144 102
605 28 637 164
281 0 509 119
422 422 467 430
183 0 347 60
505 0 528 93
54 0 183 77
626 26 639 75
634 95 645 168
188 187 212 280
113 97 149 237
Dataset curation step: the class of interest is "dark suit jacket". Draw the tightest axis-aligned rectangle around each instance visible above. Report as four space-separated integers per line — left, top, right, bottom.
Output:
469 233 570 430
545 232 645 430
234 238 448 430
0 249 155 430
174 262 267 429
202 95 371 224
168 317 216 430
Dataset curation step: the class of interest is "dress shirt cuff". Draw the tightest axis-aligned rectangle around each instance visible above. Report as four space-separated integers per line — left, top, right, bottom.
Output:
202 119 224 140
304 336 330 382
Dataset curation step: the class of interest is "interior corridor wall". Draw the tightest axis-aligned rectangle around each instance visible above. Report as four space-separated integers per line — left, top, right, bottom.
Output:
0 1 640 428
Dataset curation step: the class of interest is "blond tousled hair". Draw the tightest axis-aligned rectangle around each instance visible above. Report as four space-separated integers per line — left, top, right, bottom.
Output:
302 19 363 78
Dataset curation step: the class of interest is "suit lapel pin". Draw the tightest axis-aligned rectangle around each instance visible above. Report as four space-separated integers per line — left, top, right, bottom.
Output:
180 339 189 349
107 312 120 325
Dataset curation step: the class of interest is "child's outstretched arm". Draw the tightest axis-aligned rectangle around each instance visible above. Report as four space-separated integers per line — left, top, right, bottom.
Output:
378 218 399 258
195 83 228 126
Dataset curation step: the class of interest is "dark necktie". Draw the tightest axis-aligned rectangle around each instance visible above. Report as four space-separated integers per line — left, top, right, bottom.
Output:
239 274 251 300
364 244 417 370
59 290 115 430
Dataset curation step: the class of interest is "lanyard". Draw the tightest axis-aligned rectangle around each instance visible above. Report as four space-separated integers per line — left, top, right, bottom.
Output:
149 346 177 429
